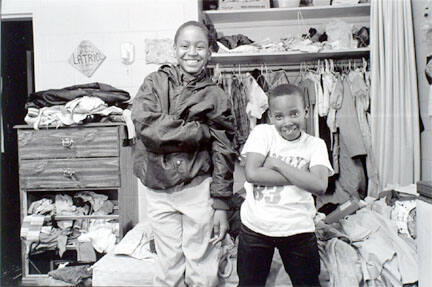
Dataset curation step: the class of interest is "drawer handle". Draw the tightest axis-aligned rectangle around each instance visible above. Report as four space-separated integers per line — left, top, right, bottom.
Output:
63 168 75 177
62 168 83 188
82 132 96 142
61 137 74 148
18 132 33 146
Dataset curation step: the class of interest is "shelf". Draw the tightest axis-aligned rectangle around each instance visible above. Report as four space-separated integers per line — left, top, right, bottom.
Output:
203 3 370 24
52 214 119 220
25 187 121 192
22 275 75 286
209 47 369 66
14 122 126 130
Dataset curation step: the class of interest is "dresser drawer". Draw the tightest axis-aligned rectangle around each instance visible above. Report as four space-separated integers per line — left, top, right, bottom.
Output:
19 158 120 189
17 127 119 159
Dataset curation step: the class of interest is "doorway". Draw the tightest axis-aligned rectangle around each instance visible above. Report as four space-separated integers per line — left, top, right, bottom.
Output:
1 19 34 285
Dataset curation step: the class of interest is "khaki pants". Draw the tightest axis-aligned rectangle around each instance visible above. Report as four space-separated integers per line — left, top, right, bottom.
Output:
145 178 220 287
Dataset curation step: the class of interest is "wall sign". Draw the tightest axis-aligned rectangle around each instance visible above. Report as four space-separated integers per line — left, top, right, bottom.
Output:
69 40 106 77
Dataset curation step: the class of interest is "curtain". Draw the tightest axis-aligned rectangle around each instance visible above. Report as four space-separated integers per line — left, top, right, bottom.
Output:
370 0 421 188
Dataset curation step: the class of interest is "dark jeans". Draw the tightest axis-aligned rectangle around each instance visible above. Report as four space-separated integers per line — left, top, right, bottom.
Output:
237 224 320 287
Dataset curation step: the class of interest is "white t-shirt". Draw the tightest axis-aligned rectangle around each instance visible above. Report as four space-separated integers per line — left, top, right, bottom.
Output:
240 124 334 237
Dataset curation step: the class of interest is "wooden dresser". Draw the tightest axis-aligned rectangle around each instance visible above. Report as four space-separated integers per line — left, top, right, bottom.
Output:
15 123 138 286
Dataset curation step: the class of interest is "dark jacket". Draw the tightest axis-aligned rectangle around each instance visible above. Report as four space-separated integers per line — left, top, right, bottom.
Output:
131 65 236 210
25 82 131 109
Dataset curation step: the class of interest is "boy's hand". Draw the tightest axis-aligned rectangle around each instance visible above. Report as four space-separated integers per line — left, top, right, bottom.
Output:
210 210 228 245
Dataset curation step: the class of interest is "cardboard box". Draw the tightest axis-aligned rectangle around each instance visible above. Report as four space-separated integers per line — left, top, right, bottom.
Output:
218 0 270 10
324 199 361 224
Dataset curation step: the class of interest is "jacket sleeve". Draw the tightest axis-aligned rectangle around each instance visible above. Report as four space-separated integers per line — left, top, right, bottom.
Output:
132 74 212 154
207 92 237 210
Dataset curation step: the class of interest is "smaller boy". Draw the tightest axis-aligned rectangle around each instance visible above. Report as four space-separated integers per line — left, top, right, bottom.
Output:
237 84 334 287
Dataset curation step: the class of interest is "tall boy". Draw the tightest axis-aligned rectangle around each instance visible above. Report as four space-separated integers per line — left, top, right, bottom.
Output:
238 84 334 287
132 21 236 286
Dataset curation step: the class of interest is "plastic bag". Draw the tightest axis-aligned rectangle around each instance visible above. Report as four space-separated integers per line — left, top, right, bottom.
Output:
325 19 353 49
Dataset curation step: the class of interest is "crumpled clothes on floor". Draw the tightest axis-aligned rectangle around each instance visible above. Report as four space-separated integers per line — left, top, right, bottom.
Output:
315 198 418 287
48 265 92 286
319 238 363 287
113 221 156 260
340 208 417 285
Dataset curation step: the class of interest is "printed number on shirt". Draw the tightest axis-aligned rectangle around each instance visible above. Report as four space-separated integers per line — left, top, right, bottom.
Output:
253 185 283 204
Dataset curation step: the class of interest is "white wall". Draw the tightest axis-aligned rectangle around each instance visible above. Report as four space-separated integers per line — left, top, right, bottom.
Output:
2 0 200 221
32 0 198 95
413 0 432 181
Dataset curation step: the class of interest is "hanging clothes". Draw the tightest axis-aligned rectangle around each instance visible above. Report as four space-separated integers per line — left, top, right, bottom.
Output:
243 73 269 130
349 70 380 198
225 75 250 152
298 77 316 136
317 74 368 207
214 60 380 204
337 76 367 157
326 74 344 134
304 71 322 138
335 77 368 198
264 69 291 91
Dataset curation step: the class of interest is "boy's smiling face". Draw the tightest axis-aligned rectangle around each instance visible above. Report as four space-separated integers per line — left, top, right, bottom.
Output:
174 25 211 76
269 93 308 141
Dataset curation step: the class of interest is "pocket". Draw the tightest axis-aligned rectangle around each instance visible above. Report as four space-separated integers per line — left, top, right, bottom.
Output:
144 152 180 189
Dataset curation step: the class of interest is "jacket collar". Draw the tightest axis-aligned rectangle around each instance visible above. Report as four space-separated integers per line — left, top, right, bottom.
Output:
159 64 214 88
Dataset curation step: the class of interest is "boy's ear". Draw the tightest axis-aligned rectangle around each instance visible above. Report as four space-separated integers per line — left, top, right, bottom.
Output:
304 106 310 118
267 110 274 123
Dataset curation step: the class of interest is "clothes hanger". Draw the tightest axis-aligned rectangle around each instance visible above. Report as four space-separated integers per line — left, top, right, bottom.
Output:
256 64 266 83
238 64 246 84
213 63 222 84
293 63 302 84
317 59 324 74
362 57 368 72
330 59 335 75
342 61 348 74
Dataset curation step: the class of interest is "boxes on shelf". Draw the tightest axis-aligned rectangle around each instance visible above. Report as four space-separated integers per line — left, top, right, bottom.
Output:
272 0 300 8
218 0 270 10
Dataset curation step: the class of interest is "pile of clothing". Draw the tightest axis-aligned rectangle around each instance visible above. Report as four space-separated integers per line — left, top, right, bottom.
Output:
96 193 417 287
24 82 131 129
316 197 418 287
21 191 118 261
207 22 370 54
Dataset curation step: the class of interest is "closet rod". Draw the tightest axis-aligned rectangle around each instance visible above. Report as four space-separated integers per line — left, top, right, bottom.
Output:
210 58 369 73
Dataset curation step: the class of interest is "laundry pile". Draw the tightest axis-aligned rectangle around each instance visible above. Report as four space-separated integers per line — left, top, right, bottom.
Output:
316 196 418 287
21 191 118 263
208 21 369 54
24 82 132 130
89 191 418 287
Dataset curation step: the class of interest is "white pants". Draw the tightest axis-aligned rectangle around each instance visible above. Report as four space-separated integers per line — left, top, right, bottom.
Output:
145 177 220 287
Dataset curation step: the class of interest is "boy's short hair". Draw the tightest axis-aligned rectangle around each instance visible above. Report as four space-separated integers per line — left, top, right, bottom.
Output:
267 84 306 107
174 21 210 44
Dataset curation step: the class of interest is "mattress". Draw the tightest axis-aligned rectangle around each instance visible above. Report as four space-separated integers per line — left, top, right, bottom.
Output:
92 253 155 286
